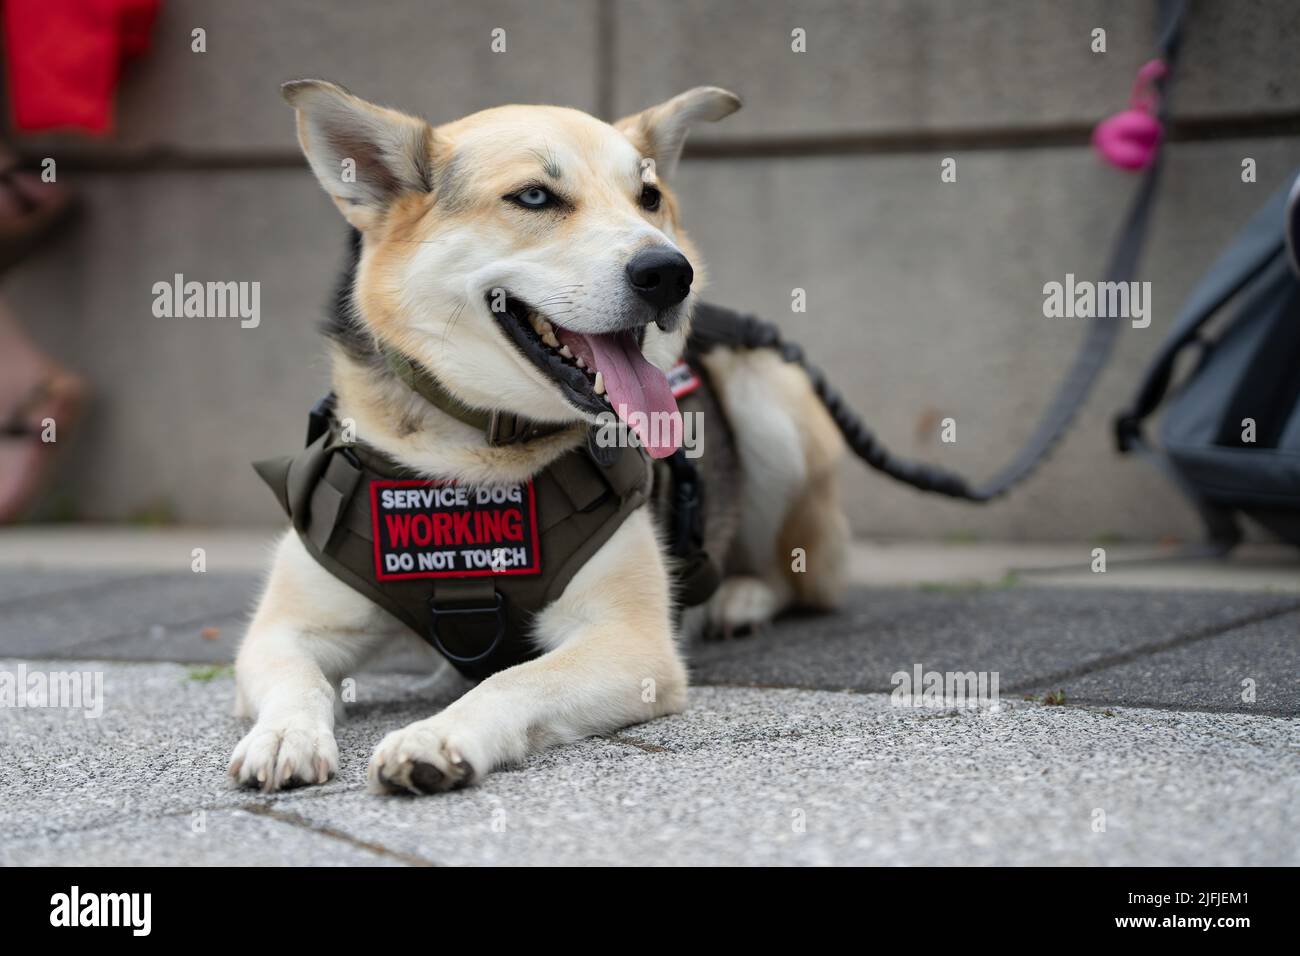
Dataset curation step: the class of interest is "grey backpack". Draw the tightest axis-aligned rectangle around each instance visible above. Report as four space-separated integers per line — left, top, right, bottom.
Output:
1115 170 1300 550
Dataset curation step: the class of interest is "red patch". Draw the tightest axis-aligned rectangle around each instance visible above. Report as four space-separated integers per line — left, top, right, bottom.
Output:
370 479 541 581
667 360 701 399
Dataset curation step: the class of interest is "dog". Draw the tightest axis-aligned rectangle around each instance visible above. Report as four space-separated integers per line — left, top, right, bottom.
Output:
229 80 849 794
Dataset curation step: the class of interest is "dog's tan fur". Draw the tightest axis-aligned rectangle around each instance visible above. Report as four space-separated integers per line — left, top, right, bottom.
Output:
230 82 847 794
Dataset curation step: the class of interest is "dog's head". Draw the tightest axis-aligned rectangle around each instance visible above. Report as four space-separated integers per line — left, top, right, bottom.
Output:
283 80 740 458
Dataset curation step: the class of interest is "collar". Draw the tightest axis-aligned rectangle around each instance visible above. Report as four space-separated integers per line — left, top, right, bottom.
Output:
381 344 572 446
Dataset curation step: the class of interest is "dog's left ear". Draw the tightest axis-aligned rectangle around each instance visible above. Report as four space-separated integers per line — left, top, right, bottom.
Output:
615 86 741 177
282 78 442 231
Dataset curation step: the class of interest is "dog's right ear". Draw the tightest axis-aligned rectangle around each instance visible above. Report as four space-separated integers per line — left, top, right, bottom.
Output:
281 79 440 230
615 86 741 178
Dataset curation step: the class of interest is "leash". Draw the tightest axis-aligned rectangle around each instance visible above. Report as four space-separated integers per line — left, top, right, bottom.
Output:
695 0 1186 503
338 0 1187 504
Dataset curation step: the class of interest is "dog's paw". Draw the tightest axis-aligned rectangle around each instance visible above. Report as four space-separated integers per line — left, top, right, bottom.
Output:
368 715 481 795
707 575 780 638
228 719 338 792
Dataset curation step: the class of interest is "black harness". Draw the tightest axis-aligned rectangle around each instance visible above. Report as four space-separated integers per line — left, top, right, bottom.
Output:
255 363 719 681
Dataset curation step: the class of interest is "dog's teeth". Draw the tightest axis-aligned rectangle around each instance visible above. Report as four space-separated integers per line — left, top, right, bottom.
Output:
575 357 586 369
539 319 553 335
528 313 545 334
594 371 605 395
542 331 559 348
559 346 573 358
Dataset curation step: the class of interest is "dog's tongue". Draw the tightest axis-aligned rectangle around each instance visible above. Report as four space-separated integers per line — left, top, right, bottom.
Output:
555 328 680 458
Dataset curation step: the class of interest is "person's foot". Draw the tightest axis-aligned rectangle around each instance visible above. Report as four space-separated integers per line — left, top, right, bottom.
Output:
0 157 78 272
0 366 85 523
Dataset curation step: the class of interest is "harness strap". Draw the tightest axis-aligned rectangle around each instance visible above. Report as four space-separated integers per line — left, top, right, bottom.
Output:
660 448 719 606
254 409 665 681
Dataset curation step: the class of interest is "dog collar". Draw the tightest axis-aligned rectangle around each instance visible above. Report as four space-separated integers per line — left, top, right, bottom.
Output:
381 344 572 446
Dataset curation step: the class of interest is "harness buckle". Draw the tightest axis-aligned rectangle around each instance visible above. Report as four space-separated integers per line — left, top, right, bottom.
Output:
666 450 705 557
427 591 506 665
487 411 519 446
306 392 338 446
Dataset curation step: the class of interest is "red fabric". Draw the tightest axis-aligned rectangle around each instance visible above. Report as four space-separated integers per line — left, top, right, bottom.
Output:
3 0 162 134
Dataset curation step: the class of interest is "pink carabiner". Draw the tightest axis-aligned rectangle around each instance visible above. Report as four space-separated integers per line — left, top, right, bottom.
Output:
1093 58 1167 172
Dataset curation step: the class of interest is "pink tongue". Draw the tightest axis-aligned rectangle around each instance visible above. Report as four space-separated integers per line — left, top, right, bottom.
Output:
555 328 681 458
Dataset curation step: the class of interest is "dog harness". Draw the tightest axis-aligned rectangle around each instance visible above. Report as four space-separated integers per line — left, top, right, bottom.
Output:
254 362 719 682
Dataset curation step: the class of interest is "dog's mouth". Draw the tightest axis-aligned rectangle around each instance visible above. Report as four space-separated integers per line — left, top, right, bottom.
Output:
491 294 681 458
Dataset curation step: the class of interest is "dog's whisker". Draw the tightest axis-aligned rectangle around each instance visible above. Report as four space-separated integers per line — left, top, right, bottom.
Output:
440 296 468 352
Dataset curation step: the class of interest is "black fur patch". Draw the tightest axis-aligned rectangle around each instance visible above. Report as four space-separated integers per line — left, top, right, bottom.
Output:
323 228 381 365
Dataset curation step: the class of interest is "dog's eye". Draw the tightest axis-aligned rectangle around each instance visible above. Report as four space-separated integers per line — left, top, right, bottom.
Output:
512 186 553 209
639 185 662 212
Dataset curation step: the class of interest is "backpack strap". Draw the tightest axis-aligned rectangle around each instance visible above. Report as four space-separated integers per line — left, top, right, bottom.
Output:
1110 169 1300 552
1115 171 1297 449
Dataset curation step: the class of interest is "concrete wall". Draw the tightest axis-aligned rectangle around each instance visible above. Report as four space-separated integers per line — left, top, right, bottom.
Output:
7 0 1299 539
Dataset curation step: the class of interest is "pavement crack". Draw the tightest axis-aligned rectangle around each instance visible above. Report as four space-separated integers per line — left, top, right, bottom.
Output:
1055 696 1300 722
603 732 671 753
1002 601 1300 695
242 803 437 866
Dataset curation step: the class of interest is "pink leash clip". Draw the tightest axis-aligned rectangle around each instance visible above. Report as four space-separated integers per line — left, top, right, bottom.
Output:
1093 58 1168 171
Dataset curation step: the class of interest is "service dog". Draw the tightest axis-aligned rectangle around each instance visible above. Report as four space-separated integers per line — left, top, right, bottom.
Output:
229 81 849 794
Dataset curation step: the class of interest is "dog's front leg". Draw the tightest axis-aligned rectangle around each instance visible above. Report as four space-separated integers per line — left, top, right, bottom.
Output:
368 509 685 794
230 532 397 791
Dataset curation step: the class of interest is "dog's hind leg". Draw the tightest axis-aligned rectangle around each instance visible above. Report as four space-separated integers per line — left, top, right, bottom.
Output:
368 508 687 794
702 346 849 633
230 531 400 792
777 443 850 610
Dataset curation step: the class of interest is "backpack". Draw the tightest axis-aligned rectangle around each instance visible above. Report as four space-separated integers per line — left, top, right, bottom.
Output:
1115 170 1300 549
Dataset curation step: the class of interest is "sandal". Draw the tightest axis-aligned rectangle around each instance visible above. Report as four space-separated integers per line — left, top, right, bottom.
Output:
0 372 85 523
0 159 80 275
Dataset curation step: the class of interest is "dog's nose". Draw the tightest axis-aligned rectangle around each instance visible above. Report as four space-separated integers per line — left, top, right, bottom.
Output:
626 247 693 311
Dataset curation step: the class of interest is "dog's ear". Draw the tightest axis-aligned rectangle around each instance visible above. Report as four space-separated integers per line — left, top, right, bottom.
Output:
281 79 440 230
615 86 741 177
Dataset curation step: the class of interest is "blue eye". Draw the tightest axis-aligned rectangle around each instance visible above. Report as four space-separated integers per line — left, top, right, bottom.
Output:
514 187 551 208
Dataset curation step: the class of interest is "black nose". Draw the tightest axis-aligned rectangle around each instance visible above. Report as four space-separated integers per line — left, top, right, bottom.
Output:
626 247 694 310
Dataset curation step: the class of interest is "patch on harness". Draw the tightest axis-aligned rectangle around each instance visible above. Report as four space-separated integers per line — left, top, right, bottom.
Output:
667 360 701 399
370 479 541 581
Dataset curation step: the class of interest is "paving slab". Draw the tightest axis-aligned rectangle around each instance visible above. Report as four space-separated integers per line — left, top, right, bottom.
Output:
0 528 278 572
0 662 462 840
0 572 259 657
1024 612 1300 716
0 569 154 604
0 568 456 674
5 532 1295 587
0 808 404 867
3 663 1295 866
7 569 1299 713
687 586 1300 714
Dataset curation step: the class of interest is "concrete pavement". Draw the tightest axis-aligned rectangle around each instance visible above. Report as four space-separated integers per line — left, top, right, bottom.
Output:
1 531 1297 865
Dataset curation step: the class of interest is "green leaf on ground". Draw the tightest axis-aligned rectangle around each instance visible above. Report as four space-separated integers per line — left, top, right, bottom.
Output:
185 664 233 683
